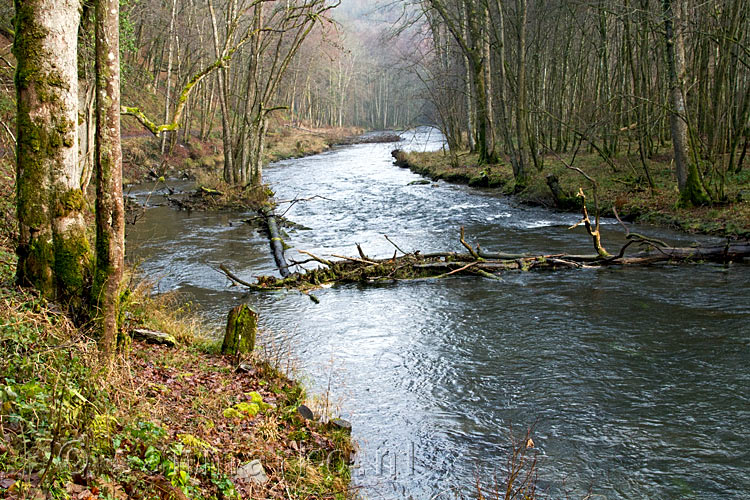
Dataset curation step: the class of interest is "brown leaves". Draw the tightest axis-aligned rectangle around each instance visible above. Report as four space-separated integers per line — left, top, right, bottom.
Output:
116 341 348 499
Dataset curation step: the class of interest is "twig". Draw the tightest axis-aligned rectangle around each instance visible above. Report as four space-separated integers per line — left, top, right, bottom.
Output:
613 206 630 236
384 235 409 255
277 194 333 218
330 254 379 265
297 250 333 267
287 257 317 266
218 264 255 288
276 194 334 204
434 261 478 279
0 54 14 70
0 119 16 159
627 233 669 248
356 243 368 260
460 226 480 259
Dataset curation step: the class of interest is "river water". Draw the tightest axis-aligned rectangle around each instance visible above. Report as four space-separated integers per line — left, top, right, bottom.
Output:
126 129 750 499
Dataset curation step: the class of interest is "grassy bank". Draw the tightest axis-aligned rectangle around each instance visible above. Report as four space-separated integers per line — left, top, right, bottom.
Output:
397 149 750 239
0 159 351 499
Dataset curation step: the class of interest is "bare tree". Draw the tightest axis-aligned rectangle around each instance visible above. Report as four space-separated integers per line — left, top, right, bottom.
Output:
662 0 709 206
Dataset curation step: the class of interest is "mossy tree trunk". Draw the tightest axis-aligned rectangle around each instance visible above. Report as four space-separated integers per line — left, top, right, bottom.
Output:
662 0 710 207
13 0 90 306
221 304 257 357
93 0 125 361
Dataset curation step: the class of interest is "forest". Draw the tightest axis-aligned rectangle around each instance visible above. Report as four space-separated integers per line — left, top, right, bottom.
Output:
408 0 749 211
0 0 749 499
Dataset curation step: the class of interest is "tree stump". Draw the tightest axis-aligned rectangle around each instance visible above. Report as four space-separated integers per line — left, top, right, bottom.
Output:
221 304 257 356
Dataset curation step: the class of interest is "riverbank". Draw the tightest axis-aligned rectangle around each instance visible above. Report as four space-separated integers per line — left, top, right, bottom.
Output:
0 160 351 499
395 149 750 239
121 124 400 211
121 123 371 186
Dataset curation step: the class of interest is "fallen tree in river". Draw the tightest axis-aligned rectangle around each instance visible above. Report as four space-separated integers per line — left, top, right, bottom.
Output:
260 206 291 278
221 224 750 292
221 181 749 292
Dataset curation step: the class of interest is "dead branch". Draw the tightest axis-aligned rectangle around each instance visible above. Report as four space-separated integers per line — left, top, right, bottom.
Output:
384 235 409 255
297 250 333 267
219 264 254 288
434 261 478 278
331 254 379 265
224 227 749 292
356 244 368 260
276 195 334 204
570 188 610 258
460 226 480 259
278 194 333 218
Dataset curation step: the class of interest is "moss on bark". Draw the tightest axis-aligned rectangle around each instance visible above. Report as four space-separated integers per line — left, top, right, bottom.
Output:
13 0 90 305
221 304 257 356
679 164 711 207
53 229 90 296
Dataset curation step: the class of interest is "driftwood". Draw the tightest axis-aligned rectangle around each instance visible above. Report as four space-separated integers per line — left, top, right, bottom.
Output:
260 207 291 278
218 226 749 292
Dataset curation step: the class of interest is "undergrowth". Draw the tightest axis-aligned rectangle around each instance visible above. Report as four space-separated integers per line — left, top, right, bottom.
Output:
0 180 351 500
1 263 352 500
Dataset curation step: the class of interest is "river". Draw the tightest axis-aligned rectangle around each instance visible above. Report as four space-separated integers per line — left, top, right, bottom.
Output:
126 128 750 499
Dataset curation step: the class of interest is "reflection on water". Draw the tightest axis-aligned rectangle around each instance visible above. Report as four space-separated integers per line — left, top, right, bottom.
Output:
127 128 750 499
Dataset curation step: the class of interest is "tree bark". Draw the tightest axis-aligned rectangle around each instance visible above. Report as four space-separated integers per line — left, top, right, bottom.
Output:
14 0 90 304
160 0 178 154
513 0 530 191
460 2 475 151
662 0 709 206
208 0 235 184
261 206 290 278
94 0 125 361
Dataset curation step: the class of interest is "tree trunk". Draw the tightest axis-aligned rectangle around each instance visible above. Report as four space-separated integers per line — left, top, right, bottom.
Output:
513 0 530 191
160 0 178 154
460 2 475 151
94 0 125 361
14 0 90 305
261 206 290 277
662 0 709 206
207 0 235 184
483 8 496 159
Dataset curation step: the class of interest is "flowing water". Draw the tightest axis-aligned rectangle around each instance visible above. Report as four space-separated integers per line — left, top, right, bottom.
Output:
127 129 750 499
